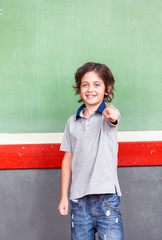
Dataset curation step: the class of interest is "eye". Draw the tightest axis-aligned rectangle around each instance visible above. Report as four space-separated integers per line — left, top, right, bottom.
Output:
95 83 100 87
82 83 88 87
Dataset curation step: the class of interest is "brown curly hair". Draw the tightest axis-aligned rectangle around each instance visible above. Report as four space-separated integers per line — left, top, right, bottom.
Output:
73 62 115 103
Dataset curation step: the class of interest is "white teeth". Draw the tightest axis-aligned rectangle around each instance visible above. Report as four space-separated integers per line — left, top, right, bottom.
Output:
86 95 96 98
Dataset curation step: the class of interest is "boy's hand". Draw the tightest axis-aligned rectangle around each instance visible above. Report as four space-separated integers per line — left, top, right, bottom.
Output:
103 105 119 123
58 197 69 216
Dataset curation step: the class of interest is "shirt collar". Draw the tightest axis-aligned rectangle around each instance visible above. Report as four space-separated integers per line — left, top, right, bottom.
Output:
76 101 106 120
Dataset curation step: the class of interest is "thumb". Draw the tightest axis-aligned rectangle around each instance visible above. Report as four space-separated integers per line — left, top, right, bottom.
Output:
63 205 68 215
105 108 112 119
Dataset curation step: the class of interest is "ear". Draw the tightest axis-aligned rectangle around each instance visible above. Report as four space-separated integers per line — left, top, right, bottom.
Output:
108 86 111 92
105 86 111 95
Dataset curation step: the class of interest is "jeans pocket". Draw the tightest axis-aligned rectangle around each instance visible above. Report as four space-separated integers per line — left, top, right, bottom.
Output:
103 194 121 216
70 198 82 210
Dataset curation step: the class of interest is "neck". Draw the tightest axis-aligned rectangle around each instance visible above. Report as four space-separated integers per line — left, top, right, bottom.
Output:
83 103 101 118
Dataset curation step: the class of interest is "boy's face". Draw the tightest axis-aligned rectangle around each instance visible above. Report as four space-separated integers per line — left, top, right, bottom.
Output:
79 71 109 108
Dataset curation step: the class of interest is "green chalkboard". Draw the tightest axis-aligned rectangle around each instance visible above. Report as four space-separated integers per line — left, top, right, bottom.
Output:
0 0 162 133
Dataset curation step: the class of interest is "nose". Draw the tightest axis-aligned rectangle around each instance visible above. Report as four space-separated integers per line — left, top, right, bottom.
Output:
88 84 94 92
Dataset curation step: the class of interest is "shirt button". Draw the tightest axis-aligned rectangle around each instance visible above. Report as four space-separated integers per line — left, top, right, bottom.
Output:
86 126 90 130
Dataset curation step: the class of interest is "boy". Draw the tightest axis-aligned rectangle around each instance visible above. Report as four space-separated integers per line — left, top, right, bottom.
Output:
58 62 124 240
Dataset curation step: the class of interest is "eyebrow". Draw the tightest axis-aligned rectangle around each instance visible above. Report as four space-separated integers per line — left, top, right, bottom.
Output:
81 80 101 83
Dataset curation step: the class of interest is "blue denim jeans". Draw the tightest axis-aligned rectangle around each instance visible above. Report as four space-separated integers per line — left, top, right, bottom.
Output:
70 194 124 240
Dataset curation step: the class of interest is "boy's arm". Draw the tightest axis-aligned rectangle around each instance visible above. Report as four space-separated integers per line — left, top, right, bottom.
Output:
103 105 119 124
58 152 72 216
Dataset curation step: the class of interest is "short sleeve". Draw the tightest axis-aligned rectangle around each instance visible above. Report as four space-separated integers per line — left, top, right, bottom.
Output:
60 119 72 152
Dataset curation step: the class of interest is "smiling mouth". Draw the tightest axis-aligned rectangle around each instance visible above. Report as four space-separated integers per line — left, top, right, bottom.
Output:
86 95 97 98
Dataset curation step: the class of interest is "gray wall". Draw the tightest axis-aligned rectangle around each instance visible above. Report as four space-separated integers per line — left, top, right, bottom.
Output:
0 167 161 240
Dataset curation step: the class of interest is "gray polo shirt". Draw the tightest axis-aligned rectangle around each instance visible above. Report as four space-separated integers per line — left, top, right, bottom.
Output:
60 101 122 200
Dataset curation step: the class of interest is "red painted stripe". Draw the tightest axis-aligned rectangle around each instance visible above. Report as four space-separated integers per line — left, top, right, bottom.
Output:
0 142 161 169
118 141 162 166
0 144 64 169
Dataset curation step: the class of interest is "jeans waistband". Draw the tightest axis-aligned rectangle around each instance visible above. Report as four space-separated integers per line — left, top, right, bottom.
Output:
82 193 116 201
